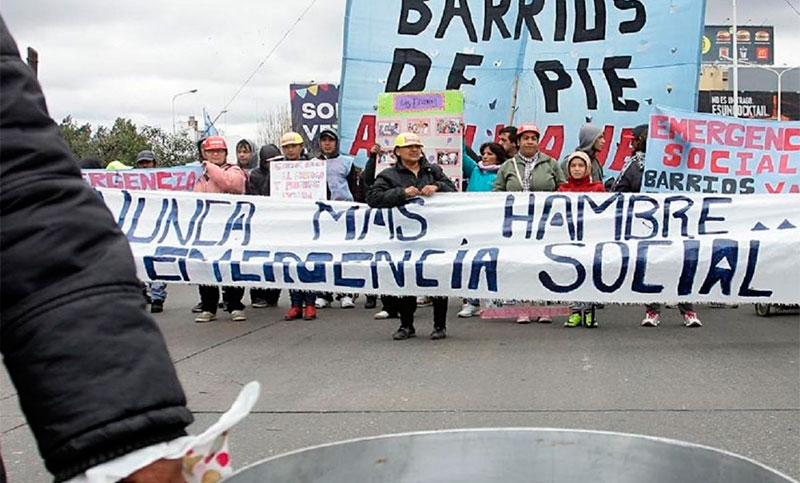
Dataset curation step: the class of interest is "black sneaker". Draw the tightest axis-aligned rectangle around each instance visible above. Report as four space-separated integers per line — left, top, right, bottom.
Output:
365 295 377 309
151 300 164 314
191 302 203 313
430 327 447 340
392 327 416 340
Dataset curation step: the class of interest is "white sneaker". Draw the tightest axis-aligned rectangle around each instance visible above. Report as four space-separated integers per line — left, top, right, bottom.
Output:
340 296 355 309
457 303 480 318
374 310 390 320
231 310 247 322
315 297 330 309
194 311 216 323
416 296 432 307
641 310 661 327
683 311 702 327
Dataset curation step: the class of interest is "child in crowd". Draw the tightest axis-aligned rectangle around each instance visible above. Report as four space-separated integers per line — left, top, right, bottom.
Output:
558 151 604 328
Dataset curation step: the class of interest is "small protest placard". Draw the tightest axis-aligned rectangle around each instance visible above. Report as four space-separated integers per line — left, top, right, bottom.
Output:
270 159 327 200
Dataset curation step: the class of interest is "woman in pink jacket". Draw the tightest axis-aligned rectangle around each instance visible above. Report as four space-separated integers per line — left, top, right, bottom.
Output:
193 136 248 323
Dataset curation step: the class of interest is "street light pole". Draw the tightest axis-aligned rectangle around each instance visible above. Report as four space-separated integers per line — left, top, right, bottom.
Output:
722 58 800 121
172 89 198 135
732 0 739 118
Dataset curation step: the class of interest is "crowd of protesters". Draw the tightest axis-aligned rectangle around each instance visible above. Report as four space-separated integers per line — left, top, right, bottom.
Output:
84 120 704 340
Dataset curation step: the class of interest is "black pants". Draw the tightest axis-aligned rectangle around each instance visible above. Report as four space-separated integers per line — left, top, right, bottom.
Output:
395 296 448 330
199 286 245 313
251 288 281 305
289 290 316 308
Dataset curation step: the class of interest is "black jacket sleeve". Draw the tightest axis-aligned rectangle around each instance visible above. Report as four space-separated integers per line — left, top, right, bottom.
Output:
0 17 193 482
357 152 378 202
431 164 457 193
246 168 270 196
366 172 408 208
612 162 643 193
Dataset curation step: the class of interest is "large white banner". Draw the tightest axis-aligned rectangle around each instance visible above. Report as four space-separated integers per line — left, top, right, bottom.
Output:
98 189 800 304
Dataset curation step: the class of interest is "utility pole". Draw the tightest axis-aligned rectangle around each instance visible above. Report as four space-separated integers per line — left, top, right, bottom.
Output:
26 47 38 78
731 0 739 118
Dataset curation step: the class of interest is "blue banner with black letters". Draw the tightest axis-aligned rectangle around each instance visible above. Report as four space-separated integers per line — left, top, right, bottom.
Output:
339 0 706 180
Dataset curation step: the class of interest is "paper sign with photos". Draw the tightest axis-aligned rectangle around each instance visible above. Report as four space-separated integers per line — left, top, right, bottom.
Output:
375 91 464 190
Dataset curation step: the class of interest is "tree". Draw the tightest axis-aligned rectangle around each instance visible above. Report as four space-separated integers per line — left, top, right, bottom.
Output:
59 116 95 160
257 104 292 147
58 117 196 167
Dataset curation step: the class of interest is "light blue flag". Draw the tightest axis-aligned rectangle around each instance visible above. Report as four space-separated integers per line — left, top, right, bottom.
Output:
203 107 218 137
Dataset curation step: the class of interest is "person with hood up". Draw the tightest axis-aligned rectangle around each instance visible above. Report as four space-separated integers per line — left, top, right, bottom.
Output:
245 143 283 309
558 151 605 328
557 150 606 194
493 122 565 324
193 136 249 323
560 123 606 185
236 139 258 171
367 132 456 341
314 128 360 310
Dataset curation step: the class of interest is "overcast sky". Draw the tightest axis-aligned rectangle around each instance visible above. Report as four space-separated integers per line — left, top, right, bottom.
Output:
3 0 799 143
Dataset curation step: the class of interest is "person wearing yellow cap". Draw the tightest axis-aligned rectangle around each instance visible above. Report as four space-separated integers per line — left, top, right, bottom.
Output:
367 132 456 341
275 132 321 321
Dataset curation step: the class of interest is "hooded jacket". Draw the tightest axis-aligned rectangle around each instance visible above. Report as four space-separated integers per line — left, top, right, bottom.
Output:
0 17 192 481
246 144 281 196
559 124 605 183
235 138 258 170
557 152 606 193
367 157 456 208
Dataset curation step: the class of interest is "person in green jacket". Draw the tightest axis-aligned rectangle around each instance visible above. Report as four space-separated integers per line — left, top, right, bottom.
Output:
492 122 565 324
493 122 565 193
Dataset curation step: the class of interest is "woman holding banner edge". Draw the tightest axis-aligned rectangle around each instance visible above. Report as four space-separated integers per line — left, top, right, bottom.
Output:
367 132 457 341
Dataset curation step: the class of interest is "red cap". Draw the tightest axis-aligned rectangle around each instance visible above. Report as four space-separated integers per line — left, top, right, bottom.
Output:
202 136 227 151
517 123 540 137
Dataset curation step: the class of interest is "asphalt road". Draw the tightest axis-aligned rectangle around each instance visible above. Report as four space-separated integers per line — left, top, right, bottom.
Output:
2 285 798 481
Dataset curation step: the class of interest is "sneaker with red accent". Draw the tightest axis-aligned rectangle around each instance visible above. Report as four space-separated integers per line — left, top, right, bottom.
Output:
683 311 702 328
641 310 661 327
304 305 317 320
285 307 303 320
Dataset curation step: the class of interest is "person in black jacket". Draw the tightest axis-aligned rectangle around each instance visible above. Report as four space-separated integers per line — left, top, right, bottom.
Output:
612 124 647 193
367 132 456 341
0 17 192 482
246 143 282 308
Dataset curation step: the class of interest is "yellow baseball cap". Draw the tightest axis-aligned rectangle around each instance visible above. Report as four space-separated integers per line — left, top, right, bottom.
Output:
394 132 424 148
280 132 304 147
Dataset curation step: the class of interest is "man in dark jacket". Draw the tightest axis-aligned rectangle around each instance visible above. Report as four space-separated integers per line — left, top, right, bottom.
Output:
0 17 192 482
367 133 456 341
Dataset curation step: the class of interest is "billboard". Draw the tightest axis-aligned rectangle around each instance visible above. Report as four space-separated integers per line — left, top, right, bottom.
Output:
698 91 800 121
289 83 339 153
702 26 774 65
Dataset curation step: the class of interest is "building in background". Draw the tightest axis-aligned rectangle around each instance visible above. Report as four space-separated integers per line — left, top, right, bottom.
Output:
698 25 799 120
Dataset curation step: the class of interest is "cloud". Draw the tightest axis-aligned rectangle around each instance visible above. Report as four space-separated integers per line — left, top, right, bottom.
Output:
3 0 798 143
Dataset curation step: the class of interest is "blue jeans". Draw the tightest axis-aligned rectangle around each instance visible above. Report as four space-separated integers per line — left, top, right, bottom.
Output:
149 282 167 302
289 290 315 308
